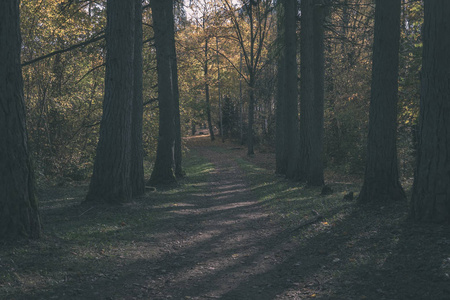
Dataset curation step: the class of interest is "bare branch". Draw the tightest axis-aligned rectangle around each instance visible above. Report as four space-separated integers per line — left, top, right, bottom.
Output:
22 33 105 67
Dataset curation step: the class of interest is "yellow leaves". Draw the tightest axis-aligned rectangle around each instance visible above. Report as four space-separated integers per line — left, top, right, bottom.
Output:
347 93 359 102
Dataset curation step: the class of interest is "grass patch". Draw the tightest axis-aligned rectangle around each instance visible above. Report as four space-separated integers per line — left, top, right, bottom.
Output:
0 149 215 299
234 157 359 229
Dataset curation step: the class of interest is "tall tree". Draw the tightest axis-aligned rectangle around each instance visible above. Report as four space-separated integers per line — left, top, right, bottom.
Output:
275 2 286 175
276 0 299 179
0 0 41 239
411 0 450 222
172 29 184 178
86 0 135 203
358 0 406 204
131 0 145 197
204 35 216 141
148 0 178 185
298 0 325 185
182 0 217 141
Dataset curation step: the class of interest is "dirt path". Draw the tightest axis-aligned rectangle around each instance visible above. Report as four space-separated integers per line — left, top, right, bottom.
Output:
135 146 301 299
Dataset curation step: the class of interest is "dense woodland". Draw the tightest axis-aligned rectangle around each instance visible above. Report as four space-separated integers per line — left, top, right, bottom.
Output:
1 0 449 241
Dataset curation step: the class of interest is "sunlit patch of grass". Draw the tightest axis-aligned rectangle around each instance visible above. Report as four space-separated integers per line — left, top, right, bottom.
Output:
234 156 358 231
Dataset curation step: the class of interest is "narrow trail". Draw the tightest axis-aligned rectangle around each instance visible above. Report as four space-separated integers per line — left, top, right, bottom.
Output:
139 146 302 299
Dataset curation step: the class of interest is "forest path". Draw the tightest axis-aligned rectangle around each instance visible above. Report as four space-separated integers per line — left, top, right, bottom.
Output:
4 138 449 300
140 144 302 299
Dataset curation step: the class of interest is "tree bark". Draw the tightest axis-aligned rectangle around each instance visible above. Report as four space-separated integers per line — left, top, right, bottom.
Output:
0 0 41 239
171 34 183 178
131 0 145 197
247 77 255 156
204 39 215 141
275 3 286 175
299 0 325 186
148 0 177 185
246 2 255 156
410 0 450 222
309 0 325 185
358 0 406 204
86 0 135 203
283 0 300 180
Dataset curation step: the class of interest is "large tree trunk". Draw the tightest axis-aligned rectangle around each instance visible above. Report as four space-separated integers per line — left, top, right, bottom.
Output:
149 0 177 185
309 0 325 185
299 0 325 186
283 0 300 180
0 0 41 239
358 0 406 204
131 0 145 197
86 0 135 203
410 0 450 222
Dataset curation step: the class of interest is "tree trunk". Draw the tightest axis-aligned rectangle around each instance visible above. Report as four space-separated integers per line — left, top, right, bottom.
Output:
149 0 177 185
275 2 286 175
171 34 183 178
204 39 215 141
247 76 255 156
309 0 325 185
247 4 255 156
86 0 135 203
358 0 406 204
410 0 450 222
283 0 300 180
0 0 41 239
299 0 324 186
131 0 145 197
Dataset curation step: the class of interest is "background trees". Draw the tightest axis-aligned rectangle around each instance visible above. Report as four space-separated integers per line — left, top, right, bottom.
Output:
7 0 447 241
0 0 41 239
222 0 275 155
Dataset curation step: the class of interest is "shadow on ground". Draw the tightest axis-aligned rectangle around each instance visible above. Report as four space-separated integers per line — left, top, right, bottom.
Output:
1 138 449 299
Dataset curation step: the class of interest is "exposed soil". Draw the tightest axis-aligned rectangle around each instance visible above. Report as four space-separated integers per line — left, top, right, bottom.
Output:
1 137 450 299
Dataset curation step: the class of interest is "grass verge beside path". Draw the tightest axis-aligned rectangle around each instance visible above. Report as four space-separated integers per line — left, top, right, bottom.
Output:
0 149 214 299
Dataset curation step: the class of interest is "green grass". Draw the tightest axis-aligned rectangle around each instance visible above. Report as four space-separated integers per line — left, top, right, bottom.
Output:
234 156 359 230
0 149 215 299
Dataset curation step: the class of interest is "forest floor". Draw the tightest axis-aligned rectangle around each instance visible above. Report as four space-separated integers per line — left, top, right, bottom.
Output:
1 135 450 300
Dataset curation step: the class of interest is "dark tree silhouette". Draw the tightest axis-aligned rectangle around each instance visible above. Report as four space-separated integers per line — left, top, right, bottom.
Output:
411 0 450 222
275 9 286 175
172 31 184 179
298 0 325 186
0 0 41 239
148 0 178 185
276 0 299 179
86 0 135 203
131 0 145 197
358 0 406 204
